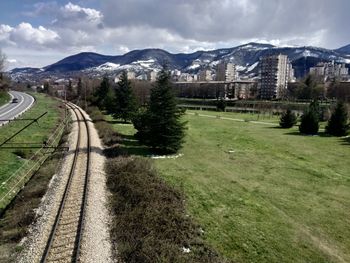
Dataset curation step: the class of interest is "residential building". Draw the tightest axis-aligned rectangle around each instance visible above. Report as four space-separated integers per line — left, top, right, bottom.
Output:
310 61 349 81
259 54 292 99
198 69 213 81
147 71 158 82
216 62 236 82
127 71 136 80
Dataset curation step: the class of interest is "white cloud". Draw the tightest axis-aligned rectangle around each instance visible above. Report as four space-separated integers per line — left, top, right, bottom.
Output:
11 23 60 46
0 22 60 49
2 0 350 69
6 58 17 63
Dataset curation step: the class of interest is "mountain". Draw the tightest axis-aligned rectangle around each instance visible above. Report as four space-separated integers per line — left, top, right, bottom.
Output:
9 42 350 81
336 44 350 54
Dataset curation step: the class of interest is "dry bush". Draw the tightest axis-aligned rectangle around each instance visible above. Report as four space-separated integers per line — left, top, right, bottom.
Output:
106 157 226 263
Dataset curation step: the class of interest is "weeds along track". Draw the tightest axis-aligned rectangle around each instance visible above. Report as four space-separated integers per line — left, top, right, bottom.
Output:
41 103 91 263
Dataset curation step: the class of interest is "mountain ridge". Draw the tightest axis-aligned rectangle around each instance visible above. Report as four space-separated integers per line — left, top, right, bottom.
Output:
9 42 350 81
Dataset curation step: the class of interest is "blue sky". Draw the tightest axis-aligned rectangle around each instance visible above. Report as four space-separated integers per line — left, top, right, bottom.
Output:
0 0 349 69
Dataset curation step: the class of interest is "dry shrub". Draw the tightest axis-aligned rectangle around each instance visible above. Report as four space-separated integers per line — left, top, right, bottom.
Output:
87 107 121 146
106 157 226 263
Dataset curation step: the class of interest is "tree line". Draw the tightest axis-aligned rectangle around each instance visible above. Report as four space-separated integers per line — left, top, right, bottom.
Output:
279 100 349 137
92 69 186 154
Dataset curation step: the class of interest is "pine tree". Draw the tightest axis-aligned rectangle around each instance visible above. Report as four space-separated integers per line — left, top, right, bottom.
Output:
94 76 110 109
133 68 186 153
216 98 226 112
66 80 75 100
104 87 115 115
43 82 50 94
77 78 83 98
113 71 137 122
279 109 297 128
299 100 319 135
325 102 349 136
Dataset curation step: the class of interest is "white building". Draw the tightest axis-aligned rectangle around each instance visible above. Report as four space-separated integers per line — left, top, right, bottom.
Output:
127 71 136 80
147 71 158 82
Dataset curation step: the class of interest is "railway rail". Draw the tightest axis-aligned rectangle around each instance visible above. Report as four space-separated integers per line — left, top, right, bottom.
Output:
41 103 91 263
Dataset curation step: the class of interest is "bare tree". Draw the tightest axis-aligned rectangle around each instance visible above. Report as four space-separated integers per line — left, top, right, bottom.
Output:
0 49 6 73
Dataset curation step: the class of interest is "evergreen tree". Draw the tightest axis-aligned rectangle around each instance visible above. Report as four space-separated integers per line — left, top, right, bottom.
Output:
325 102 349 136
299 100 320 135
133 68 186 153
43 82 50 94
77 78 83 98
94 76 110 108
279 109 297 128
66 80 75 100
104 87 115 114
113 71 137 122
216 98 226 112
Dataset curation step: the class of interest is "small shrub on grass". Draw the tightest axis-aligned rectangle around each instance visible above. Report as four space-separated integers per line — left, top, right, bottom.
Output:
216 98 226 112
106 157 226 263
325 101 349 136
299 100 320 135
86 106 121 146
279 109 297 128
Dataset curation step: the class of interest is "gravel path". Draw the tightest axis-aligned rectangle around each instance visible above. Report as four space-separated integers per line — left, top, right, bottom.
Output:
79 108 113 263
16 105 113 262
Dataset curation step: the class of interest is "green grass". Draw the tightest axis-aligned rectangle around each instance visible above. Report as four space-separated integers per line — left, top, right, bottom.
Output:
0 91 10 107
0 93 63 207
109 110 350 263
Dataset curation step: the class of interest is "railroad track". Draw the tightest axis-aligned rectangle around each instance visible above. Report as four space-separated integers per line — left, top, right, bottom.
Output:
41 103 91 263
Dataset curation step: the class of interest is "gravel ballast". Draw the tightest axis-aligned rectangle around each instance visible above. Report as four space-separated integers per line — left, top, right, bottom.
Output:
17 108 79 263
79 108 113 263
16 105 113 262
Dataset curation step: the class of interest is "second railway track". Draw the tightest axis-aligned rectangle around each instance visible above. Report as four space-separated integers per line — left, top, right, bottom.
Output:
41 103 91 263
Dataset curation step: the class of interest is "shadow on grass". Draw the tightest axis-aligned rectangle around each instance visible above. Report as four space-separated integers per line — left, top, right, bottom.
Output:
285 131 332 137
104 133 152 158
340 136 350 145
106 120 132 125
265 126 284 129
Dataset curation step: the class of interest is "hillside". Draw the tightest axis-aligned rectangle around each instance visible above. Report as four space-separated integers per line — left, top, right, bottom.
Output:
9 42 350 81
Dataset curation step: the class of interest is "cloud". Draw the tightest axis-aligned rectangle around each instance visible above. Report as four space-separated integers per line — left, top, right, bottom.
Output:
53 2 103 29
0 22 60 49
100 0 350 48
2 0 350 69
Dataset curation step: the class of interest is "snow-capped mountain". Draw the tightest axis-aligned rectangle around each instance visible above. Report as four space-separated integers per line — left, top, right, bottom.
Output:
9 43 350 82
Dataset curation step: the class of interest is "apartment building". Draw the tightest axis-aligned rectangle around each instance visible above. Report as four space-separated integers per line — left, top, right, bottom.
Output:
198 69 213 81
259 54 292 99
216 62 236 82
147 71 158 82
310 61 349 81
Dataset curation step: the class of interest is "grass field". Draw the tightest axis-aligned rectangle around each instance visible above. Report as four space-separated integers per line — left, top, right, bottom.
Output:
0 93 63 208
0 91 10 107
110 110 350 263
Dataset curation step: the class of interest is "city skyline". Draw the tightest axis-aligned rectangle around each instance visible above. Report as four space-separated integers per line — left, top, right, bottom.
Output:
0 0 349 69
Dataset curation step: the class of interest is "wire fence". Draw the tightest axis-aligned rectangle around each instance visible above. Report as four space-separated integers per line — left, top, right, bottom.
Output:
0 119 67 210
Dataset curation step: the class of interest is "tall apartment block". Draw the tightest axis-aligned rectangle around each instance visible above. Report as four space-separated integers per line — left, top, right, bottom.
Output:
216 62 236 81
198 69 213 81
259 54 292 99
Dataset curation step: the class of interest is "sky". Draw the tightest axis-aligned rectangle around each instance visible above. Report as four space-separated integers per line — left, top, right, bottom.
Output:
0 0 349 69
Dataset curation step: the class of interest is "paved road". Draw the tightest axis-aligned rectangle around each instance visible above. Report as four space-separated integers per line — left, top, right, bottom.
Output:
0 91 35 126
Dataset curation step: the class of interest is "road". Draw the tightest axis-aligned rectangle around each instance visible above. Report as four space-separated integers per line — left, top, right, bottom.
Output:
0 91 35 126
